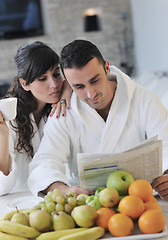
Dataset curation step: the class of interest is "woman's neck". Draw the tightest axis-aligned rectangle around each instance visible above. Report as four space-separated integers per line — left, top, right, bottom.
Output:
33 101 46 126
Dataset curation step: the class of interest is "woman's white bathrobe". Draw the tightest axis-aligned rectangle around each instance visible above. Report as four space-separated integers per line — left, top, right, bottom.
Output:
28 66 168 196
0 114 45 196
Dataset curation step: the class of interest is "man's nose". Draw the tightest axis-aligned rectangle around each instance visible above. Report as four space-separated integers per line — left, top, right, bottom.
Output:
87 86 96 99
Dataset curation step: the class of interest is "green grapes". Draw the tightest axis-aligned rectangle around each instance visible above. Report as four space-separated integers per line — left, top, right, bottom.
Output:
55 203 64 212
68 197 77 207
37 188 87 215
64 203 73 213
56 194 65 204
46 202 56 212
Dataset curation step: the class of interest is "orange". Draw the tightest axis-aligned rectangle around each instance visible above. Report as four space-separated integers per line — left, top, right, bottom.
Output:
128 179 153 202
118 195 144 219
138 209 165 234
144 200 162 212
108 213 134 237
146 195 157 202
95 207 116 230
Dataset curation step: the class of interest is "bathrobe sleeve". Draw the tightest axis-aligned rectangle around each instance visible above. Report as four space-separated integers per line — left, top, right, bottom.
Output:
0 114 44 196
0 121 18 195
28 111 78 196
138 87 168 171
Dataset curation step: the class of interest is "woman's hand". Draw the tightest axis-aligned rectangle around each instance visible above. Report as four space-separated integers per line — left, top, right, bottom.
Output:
0 112 10 175
50 79 72 118
0 112 9 137
151 169 168 200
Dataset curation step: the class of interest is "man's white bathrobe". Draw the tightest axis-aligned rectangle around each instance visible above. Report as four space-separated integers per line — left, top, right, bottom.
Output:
0 114 45 196
28 66 168 196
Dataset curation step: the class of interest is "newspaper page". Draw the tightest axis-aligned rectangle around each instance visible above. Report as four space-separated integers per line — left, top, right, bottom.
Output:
77 137 162 191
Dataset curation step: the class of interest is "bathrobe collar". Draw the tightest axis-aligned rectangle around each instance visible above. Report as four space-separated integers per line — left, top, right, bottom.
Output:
71 66 136 152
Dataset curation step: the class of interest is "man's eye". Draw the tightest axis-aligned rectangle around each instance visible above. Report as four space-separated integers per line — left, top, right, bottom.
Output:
91 80 98 84
76 85 84 89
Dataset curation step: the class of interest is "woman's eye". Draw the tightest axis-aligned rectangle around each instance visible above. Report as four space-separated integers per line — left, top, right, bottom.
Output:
38 77 46 81
53 72 60 78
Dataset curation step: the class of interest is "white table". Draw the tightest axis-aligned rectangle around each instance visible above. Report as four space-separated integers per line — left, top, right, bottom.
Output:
0 191 168 240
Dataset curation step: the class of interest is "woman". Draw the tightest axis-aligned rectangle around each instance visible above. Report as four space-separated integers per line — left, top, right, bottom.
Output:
0 41 72 195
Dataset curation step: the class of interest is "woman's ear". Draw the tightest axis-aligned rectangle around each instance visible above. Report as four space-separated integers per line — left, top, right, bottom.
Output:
105 60 111 76
19 78 30 91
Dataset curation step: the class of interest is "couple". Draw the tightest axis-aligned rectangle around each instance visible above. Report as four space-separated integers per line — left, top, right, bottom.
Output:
1 39 168 200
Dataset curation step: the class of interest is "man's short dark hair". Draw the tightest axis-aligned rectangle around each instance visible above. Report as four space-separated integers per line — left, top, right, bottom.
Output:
60 39 105 76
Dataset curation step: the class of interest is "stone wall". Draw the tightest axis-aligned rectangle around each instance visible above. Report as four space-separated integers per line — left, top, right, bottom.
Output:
0 0 134 86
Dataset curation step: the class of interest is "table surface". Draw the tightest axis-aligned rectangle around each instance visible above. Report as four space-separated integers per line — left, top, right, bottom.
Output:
0 191 168 240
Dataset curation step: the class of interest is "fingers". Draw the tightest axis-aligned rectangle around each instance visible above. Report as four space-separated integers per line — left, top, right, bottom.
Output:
50 100 67 118
60 100 66 117
65 97 71 110
161 195 168 201
0 112 3 122
157 188 168 200
163 169 168 175
69 186 94 198
151 175 168 189
50 103 61 118
151 175 168 200
0 111 5 123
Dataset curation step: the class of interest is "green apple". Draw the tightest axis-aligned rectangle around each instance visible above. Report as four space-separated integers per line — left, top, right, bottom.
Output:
95 186 106 196
76 193 89 205
106 170 134 195
86 195 102 210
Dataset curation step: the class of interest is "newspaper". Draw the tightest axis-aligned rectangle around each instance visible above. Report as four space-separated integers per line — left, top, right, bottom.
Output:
77 137 162 191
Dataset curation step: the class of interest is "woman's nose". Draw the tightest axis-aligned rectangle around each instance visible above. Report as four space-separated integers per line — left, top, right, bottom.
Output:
49 76 58 88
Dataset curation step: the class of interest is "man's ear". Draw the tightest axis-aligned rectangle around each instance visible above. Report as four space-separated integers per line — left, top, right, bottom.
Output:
105 60 111 76
19 78 30 91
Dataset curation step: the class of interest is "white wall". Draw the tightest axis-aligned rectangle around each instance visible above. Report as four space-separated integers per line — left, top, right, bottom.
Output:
131 0 168 76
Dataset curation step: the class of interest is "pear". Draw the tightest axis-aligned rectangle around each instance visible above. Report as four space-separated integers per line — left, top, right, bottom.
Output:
53 212 75 231
99 187 120 207
29 210 52 232
11 212 29 226
71 205 97 228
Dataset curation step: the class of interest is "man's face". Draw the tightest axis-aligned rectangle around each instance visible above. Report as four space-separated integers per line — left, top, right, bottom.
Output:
64 58 114 110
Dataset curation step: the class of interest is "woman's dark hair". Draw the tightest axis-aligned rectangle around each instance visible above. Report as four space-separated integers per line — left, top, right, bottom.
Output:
5 41 59 158
60 39 105 76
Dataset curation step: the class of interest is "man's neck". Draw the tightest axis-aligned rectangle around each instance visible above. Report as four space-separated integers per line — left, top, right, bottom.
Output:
97 81 117 122
96 102 112 121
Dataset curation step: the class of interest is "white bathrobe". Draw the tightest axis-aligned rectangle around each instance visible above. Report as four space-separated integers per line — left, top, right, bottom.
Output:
28 66 168 196
0 114 45 196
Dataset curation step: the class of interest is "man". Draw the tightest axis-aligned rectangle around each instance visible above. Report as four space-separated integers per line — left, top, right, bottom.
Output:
28 39 168 200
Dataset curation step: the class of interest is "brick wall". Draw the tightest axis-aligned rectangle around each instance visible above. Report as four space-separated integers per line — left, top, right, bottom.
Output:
0 0 134 85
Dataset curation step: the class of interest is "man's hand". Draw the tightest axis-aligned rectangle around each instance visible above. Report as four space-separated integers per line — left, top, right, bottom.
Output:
151 170 168 200
44 181 94 197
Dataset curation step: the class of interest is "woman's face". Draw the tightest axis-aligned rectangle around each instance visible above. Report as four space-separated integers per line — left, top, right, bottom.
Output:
21 65 63 104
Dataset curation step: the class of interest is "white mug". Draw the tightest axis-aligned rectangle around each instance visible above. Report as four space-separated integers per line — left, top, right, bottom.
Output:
0 97 17 121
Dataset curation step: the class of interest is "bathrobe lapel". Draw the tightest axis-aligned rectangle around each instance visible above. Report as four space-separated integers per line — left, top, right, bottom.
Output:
72 66 136 152
72 94 105 140
99 66 136 152
30 113 46 154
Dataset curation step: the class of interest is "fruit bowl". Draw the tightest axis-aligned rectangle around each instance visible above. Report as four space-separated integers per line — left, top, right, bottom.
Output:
7 196 43 209
102 225 168 239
